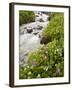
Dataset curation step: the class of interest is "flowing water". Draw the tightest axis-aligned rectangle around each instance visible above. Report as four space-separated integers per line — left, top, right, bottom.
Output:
19 12 49 67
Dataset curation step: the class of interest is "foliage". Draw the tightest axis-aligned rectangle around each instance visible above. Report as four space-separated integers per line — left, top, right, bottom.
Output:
20 40 64 79
42 13 64 43
48 12 60 21
19 11 35 25
19 12 64 79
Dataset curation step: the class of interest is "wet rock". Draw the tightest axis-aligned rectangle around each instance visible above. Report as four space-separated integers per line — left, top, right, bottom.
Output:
27 27 33 33
40 36 48 44
39 33 42 38
42 12 48 15
33 31 39 35
39 18 44 22
48 16 51 21
40 36 51 44
37 25 43 30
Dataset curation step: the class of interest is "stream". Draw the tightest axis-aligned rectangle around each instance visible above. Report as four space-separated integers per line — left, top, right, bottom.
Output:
19 11 49 67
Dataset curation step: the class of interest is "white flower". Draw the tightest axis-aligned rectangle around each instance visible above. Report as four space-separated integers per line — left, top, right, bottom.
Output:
57 49 59 52
24 68 26 70
46 67 48 71
60 53 62 56
27 66 29 68
28 72 31 75
37 74 41 78
44 66 48 71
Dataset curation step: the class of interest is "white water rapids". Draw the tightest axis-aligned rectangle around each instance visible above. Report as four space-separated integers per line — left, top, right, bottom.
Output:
19 12 49 67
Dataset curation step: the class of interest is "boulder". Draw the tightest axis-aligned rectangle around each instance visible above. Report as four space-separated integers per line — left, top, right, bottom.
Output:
37 25 43 30
48 16 51 21
39 33 42 38
39 18 44 22
42 12 48 15
33 31 39 35
40 36 48 44
40 36 51 44
27 27 33 33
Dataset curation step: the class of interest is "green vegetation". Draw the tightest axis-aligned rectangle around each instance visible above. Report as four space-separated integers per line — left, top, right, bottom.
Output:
19 12 64 79
42 13 64 43
19 11 35 25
